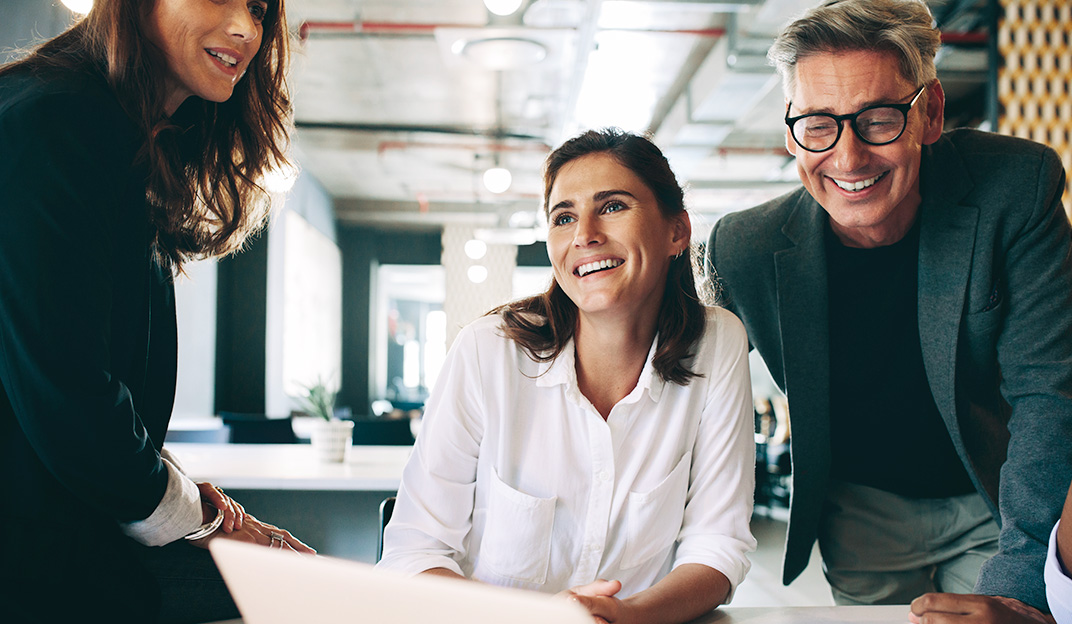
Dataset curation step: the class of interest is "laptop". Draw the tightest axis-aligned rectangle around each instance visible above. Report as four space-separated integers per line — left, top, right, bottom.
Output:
210 540 594 624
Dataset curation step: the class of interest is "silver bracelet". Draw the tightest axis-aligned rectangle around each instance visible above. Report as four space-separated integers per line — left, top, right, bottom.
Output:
184 506 224 541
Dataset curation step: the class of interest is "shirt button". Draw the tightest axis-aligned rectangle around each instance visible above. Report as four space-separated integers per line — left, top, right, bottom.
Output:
586 543 599 552
597 470 611 482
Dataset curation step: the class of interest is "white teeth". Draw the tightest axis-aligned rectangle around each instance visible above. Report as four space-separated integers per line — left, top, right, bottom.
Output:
833 173 883 192
208 50 237 66
577 259 623 277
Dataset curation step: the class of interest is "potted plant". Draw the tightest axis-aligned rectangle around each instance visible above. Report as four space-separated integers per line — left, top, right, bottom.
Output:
301 379 353 463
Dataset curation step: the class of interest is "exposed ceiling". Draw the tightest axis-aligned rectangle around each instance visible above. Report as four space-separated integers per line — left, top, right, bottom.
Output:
284 0 991 240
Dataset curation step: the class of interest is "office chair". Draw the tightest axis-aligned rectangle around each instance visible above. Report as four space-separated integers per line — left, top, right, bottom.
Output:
377 496 396 562
220 412 298 444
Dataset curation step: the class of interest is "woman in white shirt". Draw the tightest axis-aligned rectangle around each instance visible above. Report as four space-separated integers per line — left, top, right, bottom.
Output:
379 128 756 624
1047 480 1072 623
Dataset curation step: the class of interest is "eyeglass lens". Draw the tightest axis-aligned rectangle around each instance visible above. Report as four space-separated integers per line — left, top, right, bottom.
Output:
792 107 906 152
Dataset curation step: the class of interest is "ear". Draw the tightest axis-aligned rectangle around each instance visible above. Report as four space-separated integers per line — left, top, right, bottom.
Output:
670 212 692 255
784 99 798 156
921 80 945 145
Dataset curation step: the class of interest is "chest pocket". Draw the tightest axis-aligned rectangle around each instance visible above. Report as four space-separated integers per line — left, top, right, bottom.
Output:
622 452 691 569
476 469 557 584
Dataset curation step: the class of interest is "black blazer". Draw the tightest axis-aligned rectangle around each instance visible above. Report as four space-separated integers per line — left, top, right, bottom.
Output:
0 66 177 616
708 129 1072 611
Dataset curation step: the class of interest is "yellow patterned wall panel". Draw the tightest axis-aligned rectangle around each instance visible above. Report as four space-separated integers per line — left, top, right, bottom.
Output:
998 0 1072 218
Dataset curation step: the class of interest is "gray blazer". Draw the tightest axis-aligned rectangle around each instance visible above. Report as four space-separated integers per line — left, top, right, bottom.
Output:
707 129 1072 611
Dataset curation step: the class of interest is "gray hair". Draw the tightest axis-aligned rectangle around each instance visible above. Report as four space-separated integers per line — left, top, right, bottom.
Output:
768 0 941 98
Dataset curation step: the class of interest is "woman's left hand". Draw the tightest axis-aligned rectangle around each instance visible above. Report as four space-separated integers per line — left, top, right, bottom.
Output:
188 512 317 555
559 579 628 624
196 481 245 533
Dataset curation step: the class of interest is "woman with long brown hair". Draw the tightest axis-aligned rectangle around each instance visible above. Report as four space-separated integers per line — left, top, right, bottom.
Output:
380 128 756 624
0 1 311 621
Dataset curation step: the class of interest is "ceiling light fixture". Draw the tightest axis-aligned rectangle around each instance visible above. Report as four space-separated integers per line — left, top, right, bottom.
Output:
484 0 524 17
483 167 512 194
467 265 489 284
464 239 488 260
61 0 93 14
453 37 548 70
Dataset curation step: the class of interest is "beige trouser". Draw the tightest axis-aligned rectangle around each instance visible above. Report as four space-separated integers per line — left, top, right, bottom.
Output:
817 480 1000 605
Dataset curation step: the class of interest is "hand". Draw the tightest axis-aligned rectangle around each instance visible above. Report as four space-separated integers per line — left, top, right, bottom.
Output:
188 511 316 555
558 579 627 624
196 482 245 533
909 593 1056 624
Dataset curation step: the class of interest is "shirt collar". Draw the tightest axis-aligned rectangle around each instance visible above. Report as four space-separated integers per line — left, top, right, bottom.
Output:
535 335 666 404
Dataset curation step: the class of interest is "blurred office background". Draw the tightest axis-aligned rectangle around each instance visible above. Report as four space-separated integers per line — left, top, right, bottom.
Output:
5 0 1070 606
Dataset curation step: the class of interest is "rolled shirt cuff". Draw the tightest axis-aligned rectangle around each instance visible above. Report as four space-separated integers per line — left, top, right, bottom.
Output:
119 458 203 546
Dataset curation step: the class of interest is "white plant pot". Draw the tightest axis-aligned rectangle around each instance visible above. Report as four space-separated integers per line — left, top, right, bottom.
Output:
310 419 354 463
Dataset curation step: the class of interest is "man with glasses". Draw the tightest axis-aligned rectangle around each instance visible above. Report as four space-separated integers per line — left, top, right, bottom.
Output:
706 0 1072 621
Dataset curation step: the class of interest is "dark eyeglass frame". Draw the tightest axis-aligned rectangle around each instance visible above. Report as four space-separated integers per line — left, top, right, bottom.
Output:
785 85 928 153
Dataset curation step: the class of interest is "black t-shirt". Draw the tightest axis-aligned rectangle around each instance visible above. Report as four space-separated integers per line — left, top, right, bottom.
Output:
826 220 976 498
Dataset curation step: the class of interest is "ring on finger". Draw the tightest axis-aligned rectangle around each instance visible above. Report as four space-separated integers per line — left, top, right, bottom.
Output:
269 531 286 548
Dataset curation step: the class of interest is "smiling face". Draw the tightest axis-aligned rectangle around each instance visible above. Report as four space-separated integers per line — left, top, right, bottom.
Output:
546 152 689 325
787 49 944 248
144 0 270 115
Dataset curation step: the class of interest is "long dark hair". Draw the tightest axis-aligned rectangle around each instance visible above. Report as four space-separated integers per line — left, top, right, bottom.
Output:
495 128 708 385
0 0 292 270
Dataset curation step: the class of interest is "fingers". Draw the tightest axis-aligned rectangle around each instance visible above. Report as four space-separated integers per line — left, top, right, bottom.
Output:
911 593 975 618
249 518 317 555
910 593 1048 624
567 594 621 624
195 482 245 533
568 579 622 597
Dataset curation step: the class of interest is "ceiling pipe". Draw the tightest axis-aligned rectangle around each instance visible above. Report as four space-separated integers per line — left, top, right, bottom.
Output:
297 20 726 41
376 141 552 155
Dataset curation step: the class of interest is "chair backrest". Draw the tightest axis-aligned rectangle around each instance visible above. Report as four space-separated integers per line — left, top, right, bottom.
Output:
377 496 396 562
220 412 298 444
352 418 415 446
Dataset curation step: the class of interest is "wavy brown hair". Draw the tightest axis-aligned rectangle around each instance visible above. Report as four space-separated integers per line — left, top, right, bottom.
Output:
0 0 292 270
494 128 709 385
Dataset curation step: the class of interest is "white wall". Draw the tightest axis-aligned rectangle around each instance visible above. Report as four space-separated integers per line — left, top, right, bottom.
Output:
265 171 341 417
173 259 218 420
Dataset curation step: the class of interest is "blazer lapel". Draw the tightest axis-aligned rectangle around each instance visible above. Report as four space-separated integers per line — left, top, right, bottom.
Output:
917 138 978 443
775 196 832 584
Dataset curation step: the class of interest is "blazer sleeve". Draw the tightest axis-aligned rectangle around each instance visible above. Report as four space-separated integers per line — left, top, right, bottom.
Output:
0 86 170 523
974 146 1072 610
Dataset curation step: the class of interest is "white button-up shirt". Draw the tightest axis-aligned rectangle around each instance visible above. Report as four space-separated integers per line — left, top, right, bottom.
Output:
1047 521 1072 623
379 307 756 598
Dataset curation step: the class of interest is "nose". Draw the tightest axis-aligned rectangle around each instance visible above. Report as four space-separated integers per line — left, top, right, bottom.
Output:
228 4 261 43
572 213 604 248
829 121 870 172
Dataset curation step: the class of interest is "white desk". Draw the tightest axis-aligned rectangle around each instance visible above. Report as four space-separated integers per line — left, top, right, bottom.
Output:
208 606 909 624
693 605 908 623
165 442 412 491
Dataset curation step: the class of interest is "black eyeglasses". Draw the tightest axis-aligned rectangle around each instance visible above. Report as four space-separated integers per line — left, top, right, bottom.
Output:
785 85 927 153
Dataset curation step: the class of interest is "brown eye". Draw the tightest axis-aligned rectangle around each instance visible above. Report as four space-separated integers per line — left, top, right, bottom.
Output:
248 2 268 23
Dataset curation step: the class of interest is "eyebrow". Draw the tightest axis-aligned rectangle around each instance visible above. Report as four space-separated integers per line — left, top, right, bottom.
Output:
549 189 637 214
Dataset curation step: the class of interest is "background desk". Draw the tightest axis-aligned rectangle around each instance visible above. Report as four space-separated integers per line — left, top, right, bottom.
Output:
166 443 412 562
